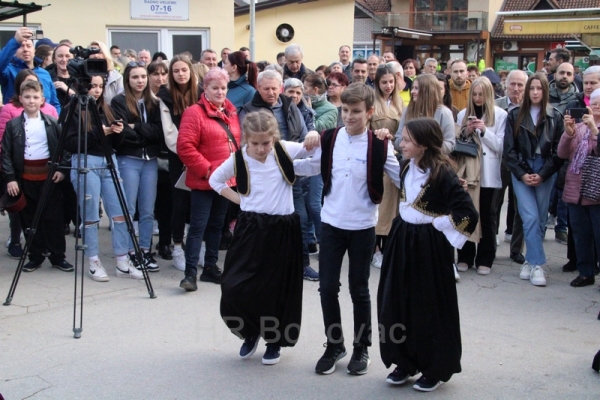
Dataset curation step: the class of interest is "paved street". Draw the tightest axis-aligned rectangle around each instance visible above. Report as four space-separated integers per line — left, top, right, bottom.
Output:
0 202 599 399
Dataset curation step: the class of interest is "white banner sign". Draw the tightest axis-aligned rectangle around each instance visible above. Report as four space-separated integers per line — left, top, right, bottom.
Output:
131 0 189 21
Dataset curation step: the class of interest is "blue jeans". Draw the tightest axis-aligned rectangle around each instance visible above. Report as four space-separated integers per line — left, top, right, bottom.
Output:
292 180 310 267
71 154 129 257
303 174 323 244
117 156 157 250
185 189 229 276
511 155 555 265
568 204 600 278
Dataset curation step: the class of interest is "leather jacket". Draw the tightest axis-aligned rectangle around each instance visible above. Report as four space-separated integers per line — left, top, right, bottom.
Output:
503 105 565 181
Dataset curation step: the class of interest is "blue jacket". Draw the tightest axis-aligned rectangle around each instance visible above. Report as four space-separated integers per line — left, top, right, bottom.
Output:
226 75 256 111
0 38 61 114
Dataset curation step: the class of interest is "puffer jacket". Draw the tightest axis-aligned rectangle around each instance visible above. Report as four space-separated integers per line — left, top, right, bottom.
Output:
0 102 58 143
226 75 256 110
312 97 339 132
504 105 565 181
177 94 241 190
557 122 600 206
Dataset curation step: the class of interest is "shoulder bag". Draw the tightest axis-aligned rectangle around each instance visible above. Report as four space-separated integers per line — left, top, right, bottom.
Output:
580 135 600 202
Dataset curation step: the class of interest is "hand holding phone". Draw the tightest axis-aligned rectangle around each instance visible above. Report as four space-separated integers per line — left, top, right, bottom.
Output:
566 108 588 121
111 120 123 126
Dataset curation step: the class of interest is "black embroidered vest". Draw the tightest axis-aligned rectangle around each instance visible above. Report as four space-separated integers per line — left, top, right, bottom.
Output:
234 141 295 196
321 127 387 204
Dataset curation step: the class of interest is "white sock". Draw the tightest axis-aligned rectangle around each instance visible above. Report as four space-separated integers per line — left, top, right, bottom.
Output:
89 256 99 262
174 244 182 249
116 255 128 262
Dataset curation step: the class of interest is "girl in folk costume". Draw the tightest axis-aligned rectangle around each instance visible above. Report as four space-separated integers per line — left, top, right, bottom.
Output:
377 118 478 392
209 110 319 365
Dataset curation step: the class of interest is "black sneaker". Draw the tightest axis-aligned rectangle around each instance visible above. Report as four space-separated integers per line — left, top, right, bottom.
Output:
142 251 160 272
128 253 143 271
347 344 370 375
386 366 410 385
239 336 259 359
157 244 173 260
200 265 222 284
52 260 74 272
23 260 42 272
179 274 198 291
315 343 347 375
562 261 577 272
7 243 23 259
413 375 443 392
262 343 281 365
308 242 319 255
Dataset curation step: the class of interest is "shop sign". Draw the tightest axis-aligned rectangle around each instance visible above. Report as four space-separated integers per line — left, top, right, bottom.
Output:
131 0 189 21
504 18 600 35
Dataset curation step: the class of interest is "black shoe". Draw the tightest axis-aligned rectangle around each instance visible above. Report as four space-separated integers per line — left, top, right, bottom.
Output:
555 230 568 244
239 336 259 359
64 224 70 235
142 251 160 272
386 366 410 385
563 261 577 272
7 243 23 259
315 343 347 375
570 275 595 287
179 274 198 291
413 375 442 392
200 265 222 284
52 260 74 272
510 252 525 264
23 260 42 272
262 343 281 365
73 227 81 239
157 245 173 260
347 344 370 375
308 242 319 255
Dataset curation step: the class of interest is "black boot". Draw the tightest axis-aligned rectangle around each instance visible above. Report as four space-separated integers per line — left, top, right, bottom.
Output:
157 244 173 260
200 265 222 284
180 274 198 291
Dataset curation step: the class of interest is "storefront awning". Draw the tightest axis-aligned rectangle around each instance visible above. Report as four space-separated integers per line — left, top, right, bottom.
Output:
0 1 48 22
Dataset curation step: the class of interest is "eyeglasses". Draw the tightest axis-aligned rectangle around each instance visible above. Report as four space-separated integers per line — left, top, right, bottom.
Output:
590 102 600 107
377 62 395 69
127 61 146 68
328 82 343 88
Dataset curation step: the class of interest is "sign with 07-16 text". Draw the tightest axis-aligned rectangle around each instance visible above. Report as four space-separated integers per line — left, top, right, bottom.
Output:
131 0 189 21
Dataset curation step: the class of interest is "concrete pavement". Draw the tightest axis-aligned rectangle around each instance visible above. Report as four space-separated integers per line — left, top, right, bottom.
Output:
0 205 599 399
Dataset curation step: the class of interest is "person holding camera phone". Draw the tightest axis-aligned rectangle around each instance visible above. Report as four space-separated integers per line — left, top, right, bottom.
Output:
558 89 600 288
0 27 61 113
455 78 507 276
504 73 565 287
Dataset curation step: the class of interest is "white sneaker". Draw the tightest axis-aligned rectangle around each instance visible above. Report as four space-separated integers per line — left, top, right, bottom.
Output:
153 220 159 236
546 214 556 229
519 261 532 280
456 262 469 272
116 259 144 280
5 237 10 248
530 265 547 286
496 235 500 246
89 259 109 282
197 242 206 266
371 251 383 269
172 246 185 271
504 233 512 243
453 264 460 282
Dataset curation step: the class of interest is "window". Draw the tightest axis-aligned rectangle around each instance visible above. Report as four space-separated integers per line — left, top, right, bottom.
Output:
0 24 41 48
109 28 209 60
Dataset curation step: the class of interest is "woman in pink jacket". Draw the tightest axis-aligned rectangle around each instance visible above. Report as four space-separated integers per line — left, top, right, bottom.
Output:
557 88 600 288
176 68 241 291
0 69 58 259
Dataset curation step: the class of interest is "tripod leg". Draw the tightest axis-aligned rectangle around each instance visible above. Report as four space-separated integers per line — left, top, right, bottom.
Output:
88 99 156 299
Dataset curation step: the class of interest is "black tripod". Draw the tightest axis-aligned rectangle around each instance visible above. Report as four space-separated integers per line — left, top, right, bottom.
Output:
3 82 156 338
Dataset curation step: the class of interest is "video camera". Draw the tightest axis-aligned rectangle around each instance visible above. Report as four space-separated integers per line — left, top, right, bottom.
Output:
67 46 108 94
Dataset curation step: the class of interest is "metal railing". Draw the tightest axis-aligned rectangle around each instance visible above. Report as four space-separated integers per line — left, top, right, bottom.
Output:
385 10 488 32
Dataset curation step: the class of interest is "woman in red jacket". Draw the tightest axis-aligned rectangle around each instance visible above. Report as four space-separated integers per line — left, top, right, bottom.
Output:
177 68 241 291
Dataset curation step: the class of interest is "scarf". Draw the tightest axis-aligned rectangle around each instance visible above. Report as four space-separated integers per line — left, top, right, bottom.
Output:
569 126 590 175
201 93 232 126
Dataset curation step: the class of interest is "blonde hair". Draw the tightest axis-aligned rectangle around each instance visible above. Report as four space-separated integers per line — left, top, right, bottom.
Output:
404 74 442 121
242 110 281 145
460 77 496 127
90 41 115 71
192 63 209 84
373 65 402 120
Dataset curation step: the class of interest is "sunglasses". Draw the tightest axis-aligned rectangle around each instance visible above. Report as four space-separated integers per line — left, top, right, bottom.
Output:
127 61 146 68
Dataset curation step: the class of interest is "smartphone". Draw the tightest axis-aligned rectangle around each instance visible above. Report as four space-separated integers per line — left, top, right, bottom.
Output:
111 120 123 125
468 116 477 121
566 108 588 120
35 30 44 40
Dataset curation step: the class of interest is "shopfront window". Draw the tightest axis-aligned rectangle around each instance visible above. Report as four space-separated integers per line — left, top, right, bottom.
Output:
415 0 468 31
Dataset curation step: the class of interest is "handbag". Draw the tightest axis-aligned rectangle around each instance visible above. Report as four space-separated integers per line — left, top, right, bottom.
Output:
175 168 191 191
580 138 600 202
453 134 479 158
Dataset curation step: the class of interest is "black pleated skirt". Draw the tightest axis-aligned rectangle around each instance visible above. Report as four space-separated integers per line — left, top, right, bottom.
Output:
377 215 462 382
220 211 303 347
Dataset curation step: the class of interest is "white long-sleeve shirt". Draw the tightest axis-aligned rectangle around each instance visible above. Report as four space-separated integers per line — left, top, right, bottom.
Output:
294 127 401 230
210 141 314 215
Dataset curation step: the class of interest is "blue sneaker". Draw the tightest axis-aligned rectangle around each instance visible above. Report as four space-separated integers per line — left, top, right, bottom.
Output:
239 336 259 359
7 243 23 259
303 265 319 281
262 343 281 365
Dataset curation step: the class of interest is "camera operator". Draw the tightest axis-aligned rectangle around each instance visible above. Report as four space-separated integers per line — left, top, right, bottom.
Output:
0 27 61 113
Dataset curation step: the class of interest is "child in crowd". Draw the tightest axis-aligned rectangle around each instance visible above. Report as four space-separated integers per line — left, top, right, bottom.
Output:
293 82 402 376
377 118 478 392
64 75 143 281
209 110 319 365
1 80 73 272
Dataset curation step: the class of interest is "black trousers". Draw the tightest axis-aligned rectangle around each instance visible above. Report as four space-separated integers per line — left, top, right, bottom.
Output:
168 150 190 244
458 188 498 267
20 179 66 263
155 165 172 247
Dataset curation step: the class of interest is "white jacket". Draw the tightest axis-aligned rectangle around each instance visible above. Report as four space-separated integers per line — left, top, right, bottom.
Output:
457 106 507 188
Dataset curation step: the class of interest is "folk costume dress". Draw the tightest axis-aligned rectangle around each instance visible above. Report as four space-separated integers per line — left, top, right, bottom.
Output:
377 159 478 383
209 140 315 347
